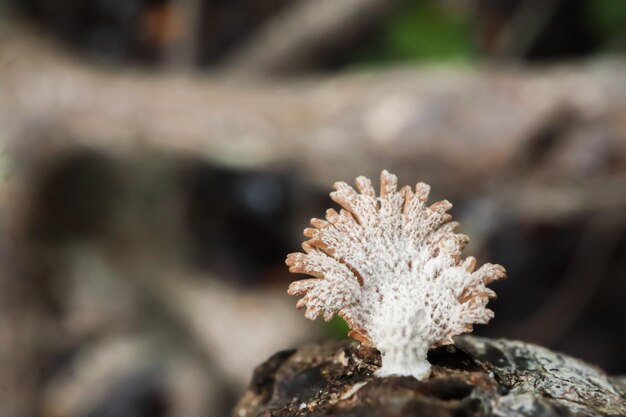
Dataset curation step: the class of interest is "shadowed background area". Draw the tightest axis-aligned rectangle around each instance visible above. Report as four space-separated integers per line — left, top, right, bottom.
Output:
0 1 626 417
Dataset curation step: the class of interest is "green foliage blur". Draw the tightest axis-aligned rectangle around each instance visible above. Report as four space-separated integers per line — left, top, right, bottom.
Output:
355 0 474 66
352 0 626 68
589 0 626 51
326 316 351 340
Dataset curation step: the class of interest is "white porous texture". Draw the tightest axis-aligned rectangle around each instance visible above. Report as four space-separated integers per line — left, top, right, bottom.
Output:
287 170 506 380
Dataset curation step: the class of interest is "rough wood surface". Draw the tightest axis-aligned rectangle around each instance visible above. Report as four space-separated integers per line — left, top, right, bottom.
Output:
233 337 626 417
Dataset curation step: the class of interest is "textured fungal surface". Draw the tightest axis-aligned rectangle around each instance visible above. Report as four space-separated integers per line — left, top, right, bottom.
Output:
286 170 506 379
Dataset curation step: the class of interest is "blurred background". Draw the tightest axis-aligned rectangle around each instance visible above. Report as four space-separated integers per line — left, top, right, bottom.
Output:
1 0 626 416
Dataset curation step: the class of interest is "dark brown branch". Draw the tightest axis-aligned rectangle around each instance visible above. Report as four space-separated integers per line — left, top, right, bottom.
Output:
220 0 398 73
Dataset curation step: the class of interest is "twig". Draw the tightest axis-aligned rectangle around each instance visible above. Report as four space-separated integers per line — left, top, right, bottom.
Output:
163 0 204 68
220 0 397 74
491 0 563 61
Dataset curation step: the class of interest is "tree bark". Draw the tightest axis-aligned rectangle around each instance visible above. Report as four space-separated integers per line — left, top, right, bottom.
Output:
233 337 626 417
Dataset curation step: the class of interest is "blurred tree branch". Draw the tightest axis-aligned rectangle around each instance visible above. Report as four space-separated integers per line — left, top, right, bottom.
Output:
220 0 399 73
1 23 626 206
490 0 563 60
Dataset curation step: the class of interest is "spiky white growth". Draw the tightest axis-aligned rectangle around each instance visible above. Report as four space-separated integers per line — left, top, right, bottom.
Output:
287 170 506 380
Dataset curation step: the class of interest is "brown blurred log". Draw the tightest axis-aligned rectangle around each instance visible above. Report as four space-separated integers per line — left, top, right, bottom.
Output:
1 23 626 208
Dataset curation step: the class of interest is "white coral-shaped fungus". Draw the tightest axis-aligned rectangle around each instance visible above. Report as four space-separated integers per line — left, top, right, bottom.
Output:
287 170 506 380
